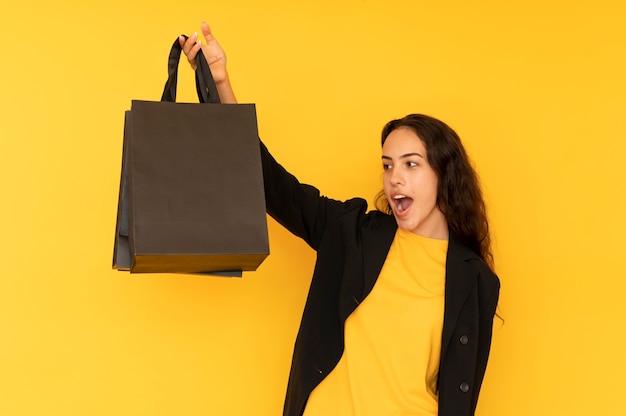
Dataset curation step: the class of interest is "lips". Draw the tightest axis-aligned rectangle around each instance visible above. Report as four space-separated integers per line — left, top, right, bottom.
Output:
392 194 414 215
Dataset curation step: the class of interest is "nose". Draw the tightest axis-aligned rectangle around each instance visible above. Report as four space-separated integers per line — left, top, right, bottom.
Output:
390 167 404 186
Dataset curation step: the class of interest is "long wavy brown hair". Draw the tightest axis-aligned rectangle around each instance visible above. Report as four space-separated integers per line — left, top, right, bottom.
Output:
374 114 494 270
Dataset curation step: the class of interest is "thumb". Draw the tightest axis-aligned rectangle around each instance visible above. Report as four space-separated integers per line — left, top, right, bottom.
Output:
201 21 214 42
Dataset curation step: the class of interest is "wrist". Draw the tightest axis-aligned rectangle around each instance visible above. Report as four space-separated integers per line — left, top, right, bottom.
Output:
215 74 237 104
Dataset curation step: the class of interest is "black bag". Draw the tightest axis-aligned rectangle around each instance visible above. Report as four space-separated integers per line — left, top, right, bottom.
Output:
113 37 269 275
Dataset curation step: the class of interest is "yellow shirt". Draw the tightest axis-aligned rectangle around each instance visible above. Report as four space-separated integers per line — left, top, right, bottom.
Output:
303 228 448 416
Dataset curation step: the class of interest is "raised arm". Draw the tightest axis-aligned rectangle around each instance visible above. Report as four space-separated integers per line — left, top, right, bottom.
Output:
179 22 237 104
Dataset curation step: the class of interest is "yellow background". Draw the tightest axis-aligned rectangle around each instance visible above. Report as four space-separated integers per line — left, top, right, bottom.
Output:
1 0 625 414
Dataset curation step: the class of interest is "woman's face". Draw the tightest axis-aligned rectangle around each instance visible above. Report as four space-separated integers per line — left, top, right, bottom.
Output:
382 127 448 239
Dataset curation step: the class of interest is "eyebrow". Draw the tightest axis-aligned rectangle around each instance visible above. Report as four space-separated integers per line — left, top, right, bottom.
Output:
382 152 424 160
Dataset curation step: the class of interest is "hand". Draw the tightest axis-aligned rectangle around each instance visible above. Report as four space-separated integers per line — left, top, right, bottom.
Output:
179 22 228 85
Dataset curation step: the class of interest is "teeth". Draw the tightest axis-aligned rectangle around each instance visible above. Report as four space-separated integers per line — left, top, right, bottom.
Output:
393 195 407 212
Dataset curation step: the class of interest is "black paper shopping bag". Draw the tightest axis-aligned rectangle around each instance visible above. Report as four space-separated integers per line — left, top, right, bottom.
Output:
113 37 268 274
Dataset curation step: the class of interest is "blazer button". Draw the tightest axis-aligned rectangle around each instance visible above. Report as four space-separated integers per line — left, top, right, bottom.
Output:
460 382 470 393
459 335 469 345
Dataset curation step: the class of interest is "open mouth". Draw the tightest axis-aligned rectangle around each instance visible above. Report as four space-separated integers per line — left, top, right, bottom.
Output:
392 194 414 214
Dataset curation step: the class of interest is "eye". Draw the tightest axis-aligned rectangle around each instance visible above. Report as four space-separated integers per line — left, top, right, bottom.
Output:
407 161 418 168
382 163 392 170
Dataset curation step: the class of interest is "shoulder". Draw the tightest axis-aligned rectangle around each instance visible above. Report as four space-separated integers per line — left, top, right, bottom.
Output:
324 198 393 226
318 201 397 246
322 200 397 236
362 207 397 229
466 257 500 299
448 233 500 289
346 203 399 237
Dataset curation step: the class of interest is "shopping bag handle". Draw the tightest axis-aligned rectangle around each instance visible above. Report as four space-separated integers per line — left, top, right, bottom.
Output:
161 35 221 104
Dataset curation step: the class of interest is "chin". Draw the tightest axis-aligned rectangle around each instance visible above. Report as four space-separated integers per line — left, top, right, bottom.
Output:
395 218 418 233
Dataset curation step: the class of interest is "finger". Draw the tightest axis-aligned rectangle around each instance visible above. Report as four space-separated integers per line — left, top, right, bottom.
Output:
186 41 203 70
181 31 199 55
201 21 214 43
200 22 217 45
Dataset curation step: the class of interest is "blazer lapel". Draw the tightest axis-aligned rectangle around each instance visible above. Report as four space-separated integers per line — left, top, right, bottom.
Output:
361 214 397 298
439 233 480 364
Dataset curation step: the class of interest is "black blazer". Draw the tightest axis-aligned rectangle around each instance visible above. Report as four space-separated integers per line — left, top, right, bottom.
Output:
259 141 500 416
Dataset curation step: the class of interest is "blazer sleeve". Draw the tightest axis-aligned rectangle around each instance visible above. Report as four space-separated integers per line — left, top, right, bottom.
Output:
259 139 367 251
470 276 500 411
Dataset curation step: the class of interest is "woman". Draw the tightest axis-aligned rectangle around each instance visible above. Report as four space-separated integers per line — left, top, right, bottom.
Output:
180 23 500 416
